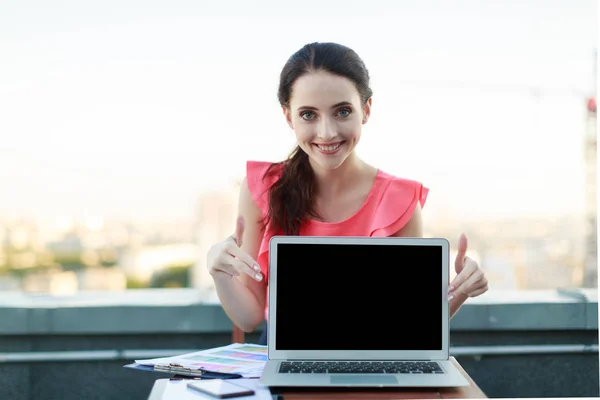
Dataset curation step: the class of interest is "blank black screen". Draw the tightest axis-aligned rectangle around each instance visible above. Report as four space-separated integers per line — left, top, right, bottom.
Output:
274 243 443 350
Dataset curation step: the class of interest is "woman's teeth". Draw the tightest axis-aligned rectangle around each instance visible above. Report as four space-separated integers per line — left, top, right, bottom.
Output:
316 143 342 151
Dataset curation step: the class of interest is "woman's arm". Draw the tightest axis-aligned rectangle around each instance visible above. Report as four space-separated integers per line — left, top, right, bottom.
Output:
391 202 467 318
210 177 268 332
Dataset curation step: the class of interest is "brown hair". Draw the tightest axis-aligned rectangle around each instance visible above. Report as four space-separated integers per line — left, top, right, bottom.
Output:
264 42 373 235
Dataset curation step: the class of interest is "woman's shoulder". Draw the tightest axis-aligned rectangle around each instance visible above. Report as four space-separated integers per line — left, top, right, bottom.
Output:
377 168 428 204
377 169 424 188
246 160 284 178
245 160 284 214
367 168 429 236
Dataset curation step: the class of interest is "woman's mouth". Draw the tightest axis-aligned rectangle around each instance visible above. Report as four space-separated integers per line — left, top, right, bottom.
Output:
313 141 345 154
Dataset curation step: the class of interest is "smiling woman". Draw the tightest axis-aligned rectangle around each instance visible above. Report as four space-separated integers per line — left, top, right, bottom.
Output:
271 45 374 234
206 42 488 344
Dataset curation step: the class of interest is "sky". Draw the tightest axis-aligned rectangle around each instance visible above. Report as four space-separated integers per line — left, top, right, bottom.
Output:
0 0 597 225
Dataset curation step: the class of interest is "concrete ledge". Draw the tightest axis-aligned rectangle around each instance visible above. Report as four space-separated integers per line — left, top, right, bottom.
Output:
0 305 235 335
0 288 594 400
587 302 598 328
0 344 597 363
0 288 596 335
450 302 589 330
450 288 598 331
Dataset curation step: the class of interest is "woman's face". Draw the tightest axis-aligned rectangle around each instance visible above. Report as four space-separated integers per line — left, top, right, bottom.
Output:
283 70 371 171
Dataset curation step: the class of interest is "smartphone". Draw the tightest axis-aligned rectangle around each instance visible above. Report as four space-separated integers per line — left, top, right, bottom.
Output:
186 379 255 398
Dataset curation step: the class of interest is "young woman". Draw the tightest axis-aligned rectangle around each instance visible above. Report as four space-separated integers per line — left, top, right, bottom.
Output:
207 42 488 345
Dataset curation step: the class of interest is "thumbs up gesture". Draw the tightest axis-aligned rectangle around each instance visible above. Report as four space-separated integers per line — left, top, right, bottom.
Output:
207 216 263 282
448 233 488 301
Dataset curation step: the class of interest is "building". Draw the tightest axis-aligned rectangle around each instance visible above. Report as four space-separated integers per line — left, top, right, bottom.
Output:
118 243 198 283
583 96 597 287
22 268 78 294
191 180 241 291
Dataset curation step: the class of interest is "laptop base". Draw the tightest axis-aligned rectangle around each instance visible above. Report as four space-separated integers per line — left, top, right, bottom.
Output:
260 359 470 388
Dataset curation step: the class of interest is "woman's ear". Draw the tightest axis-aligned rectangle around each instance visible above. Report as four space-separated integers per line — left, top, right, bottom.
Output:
282 105 293 129
362 98 372 124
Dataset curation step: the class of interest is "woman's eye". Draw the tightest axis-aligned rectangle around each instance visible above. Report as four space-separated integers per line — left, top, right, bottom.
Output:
337 108 351 117
301 111 315 120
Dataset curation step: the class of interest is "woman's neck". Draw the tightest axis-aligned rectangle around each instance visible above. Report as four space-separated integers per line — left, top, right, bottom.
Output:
310 152 367 198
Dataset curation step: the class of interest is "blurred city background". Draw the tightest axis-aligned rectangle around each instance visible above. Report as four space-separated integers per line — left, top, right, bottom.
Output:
1 2 598 399
0 1 597 294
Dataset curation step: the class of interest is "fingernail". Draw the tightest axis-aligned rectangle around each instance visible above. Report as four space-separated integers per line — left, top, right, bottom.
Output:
448 286 455 292
253 265 260 272
255 273 263 281
448 295 454 301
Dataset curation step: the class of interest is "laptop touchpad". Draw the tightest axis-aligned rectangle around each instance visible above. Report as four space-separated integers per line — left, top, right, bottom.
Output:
331 375 398 384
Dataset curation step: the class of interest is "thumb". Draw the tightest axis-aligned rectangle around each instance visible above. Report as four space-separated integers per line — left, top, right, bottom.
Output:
233 215 245 247
455 233 468 273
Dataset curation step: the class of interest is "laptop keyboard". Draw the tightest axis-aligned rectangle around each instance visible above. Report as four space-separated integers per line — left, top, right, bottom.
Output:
278 361 444 374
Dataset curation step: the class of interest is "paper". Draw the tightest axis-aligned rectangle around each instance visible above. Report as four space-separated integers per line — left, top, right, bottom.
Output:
162 379 273 400
136 343 268 378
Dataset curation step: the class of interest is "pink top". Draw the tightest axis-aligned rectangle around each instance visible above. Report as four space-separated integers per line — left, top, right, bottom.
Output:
246 160 429 319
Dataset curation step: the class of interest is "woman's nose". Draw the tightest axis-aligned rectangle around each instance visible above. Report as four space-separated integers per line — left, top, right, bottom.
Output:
316 118 336 139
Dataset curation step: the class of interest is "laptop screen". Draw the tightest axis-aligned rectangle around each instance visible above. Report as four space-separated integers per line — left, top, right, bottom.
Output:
274 243 443 351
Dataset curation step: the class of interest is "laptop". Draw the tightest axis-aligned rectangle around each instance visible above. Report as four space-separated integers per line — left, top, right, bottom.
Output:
259 235 469 388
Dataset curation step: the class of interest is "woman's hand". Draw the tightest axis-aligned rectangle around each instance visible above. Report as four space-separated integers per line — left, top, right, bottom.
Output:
207 216 263 282
448 233 488 301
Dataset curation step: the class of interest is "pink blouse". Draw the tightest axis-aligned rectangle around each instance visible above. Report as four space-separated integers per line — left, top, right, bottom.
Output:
246 160 429 319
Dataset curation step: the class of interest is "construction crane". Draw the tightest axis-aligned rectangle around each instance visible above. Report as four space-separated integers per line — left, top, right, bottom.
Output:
583 49 597 288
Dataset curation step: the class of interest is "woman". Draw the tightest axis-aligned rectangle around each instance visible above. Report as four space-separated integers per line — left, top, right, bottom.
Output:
207 42 488 345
